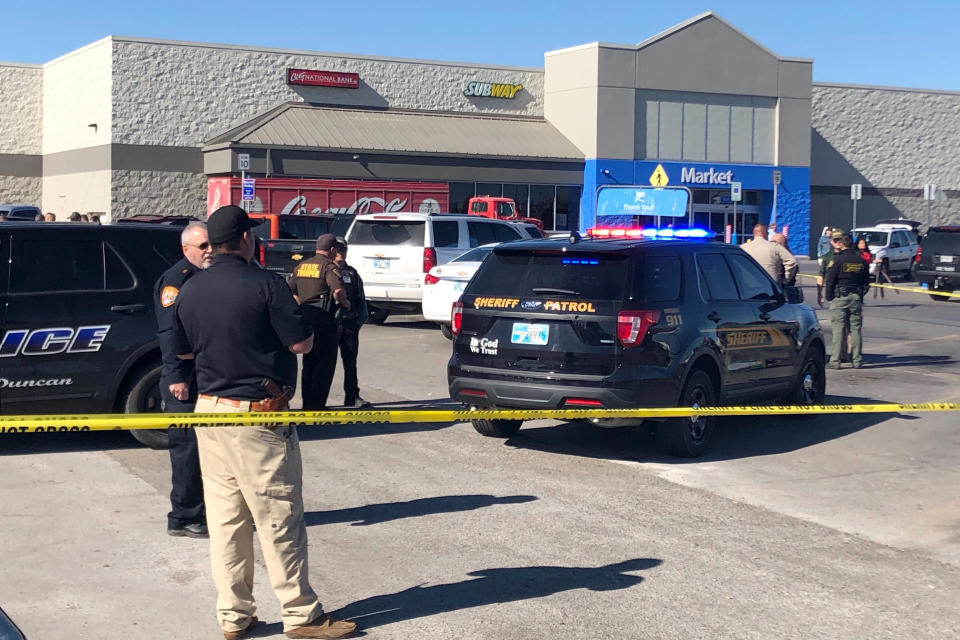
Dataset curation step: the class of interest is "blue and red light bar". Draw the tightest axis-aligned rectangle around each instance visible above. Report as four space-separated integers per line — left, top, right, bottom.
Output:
586 227 712 239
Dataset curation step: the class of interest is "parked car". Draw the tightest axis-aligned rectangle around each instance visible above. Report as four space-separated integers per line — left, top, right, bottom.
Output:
851 224 919 278
344 213 542 324
0 221 183 448
116 215 196 226
0 204 42 220
913 225 960 301
422 244 499 338
447 234 824 457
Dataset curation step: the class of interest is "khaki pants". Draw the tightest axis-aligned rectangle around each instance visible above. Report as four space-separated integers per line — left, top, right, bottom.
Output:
194 396 321 634
829 293 863 367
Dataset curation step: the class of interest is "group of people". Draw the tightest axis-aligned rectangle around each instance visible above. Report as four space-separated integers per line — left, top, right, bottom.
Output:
0 211 100 222
817 227 871 369
152 206 365 639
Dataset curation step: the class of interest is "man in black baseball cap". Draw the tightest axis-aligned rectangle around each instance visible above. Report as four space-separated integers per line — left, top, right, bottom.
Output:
207 205 260 244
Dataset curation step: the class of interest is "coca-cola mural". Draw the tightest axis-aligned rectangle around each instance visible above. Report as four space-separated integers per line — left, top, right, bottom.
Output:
206 178 448 217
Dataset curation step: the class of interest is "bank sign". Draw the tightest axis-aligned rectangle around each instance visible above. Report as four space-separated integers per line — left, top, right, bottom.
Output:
287 68 360 89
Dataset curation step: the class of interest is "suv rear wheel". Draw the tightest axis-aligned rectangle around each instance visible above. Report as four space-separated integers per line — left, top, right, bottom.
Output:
658 369 717 458
472 417 522 438
367 306 390 325
929 286 953 302
122 363 169 449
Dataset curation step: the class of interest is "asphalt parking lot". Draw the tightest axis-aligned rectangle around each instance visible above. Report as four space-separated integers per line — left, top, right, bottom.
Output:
1 260 958 639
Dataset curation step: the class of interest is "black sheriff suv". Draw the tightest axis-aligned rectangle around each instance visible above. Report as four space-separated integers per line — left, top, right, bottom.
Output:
0 221 183 447
447 233 825 457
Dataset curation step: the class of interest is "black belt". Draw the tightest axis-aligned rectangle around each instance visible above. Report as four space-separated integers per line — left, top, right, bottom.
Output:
837 288 861 296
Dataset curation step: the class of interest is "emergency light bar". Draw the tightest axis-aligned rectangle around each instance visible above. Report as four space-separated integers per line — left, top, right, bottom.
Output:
586 227 712 239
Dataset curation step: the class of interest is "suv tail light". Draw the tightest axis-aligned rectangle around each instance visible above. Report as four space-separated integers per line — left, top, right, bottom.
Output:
423 247 437 273
424 273 439 285
257 242 266 267
915 246 922 263
617 310 660 348
451 301 464 336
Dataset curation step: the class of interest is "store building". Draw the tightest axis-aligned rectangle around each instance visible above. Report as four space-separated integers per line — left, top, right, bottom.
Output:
1 11 957 255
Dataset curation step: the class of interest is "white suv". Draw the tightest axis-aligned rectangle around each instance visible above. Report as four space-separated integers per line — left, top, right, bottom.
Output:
344 213 541 323
851 224 919 278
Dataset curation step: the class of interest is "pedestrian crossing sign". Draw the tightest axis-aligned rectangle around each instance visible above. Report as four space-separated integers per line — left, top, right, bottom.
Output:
650 164 669 187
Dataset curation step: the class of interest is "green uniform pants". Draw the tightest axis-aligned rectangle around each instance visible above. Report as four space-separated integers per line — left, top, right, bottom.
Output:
829 292 863 366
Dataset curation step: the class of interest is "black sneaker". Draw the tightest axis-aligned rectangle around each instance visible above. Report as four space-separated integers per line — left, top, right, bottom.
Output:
344 397 372 408
167 522 209 538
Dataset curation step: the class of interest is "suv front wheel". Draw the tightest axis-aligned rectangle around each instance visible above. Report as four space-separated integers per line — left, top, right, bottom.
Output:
658 370 717 458
122 363 170 449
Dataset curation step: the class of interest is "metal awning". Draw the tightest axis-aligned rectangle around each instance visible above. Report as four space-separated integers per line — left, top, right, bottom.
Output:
203 102 583 161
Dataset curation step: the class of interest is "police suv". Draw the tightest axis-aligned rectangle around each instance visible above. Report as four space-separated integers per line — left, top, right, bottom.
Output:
447 230 826 457
0 222 182 447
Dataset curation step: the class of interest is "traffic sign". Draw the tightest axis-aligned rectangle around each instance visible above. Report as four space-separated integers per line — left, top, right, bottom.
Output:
242 178 256 201
730 182 742 202
772 170 782 185
238 154 251 171
649 164 670 187
923 184 938 201
850 184 862 200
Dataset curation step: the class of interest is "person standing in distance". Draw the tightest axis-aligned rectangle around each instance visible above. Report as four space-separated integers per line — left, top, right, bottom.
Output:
825 232 870 369
154 221 213 538
332 238 370 408
171 206 357 640
287 233 350 410
740 223 798 286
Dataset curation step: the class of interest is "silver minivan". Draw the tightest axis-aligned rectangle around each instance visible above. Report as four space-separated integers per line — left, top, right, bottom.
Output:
345 213 541 323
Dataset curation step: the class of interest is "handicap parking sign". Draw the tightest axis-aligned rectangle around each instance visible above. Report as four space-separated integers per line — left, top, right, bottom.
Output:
242 178 255 201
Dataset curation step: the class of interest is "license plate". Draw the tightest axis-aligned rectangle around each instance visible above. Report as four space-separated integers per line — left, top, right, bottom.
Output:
511 322 549 345
936 266 954 272
940 255 955 263
453 282 465 293
373 258 390 269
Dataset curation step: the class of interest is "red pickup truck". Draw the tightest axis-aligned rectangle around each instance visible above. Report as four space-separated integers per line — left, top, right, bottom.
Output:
468 196 544 231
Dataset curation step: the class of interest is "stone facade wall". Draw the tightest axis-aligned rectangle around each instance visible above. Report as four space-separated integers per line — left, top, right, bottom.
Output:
811 84 959 226
0 176 41 205
111 39 545 148
0 63 42 154
111 169 207 219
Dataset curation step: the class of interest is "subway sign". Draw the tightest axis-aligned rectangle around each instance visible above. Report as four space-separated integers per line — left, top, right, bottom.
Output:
463 81 523 99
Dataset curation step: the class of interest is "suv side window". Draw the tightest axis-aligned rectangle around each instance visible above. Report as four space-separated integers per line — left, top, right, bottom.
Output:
645 256 682 301
468 221 498 248
432 220 460 248
11 239 105 293
696 253 739 301
491 223 522 243
105 243 137 290
897 230 913 246
727 253 777 300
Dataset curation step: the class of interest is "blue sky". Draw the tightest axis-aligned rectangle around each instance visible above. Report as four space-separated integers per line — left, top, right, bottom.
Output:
3 0 957 91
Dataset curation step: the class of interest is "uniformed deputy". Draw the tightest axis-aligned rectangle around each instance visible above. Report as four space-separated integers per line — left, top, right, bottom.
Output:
171 206 357 640
332 238 370 408
287 233 350 410
153 221 212 538
825 232 870 369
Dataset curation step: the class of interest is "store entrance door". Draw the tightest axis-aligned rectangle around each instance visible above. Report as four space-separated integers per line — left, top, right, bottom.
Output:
692 203 762 243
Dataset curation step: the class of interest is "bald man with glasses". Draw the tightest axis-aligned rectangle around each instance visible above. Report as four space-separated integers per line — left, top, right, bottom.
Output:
154 220 214 538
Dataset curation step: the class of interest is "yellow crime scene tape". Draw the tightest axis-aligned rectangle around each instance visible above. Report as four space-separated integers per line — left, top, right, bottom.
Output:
1 403 959 434
797 272 958 297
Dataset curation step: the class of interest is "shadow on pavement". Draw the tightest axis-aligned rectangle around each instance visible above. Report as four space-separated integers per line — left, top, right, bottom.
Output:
859 354 954 369
304 494 537 527
330 558 662 629
503 394 903 463
297 419 453 442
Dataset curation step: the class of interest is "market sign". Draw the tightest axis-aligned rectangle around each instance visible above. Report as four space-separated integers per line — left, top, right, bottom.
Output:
463 81 523 99
287 68 360 89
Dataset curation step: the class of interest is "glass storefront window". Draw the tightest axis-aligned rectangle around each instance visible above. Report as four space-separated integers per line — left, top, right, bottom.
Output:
448 182 475 213
502 184 529 216
475 183 502 198
555 186 581 231
530 185 555 230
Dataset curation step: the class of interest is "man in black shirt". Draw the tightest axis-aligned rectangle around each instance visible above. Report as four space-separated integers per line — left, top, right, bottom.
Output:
154 221 212 539
825 232 870 369
333 238 370 407
172 206 357 640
